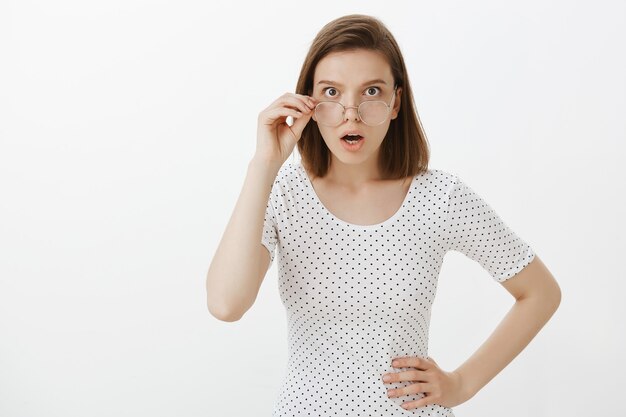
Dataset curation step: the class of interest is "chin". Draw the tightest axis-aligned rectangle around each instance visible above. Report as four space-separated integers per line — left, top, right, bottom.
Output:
331 148 380 165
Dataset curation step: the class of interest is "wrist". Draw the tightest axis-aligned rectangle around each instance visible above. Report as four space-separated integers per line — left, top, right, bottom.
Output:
249 155 283 171
452 369 477 402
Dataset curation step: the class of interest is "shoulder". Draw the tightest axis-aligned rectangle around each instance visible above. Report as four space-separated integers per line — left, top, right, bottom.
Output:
262 161 299 187
273 163 461 191
415 167 460 191
273 161 302 186
267 161 306 199
420 167 456 180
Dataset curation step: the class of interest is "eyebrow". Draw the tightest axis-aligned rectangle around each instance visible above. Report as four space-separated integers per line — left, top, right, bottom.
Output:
316 79 388 87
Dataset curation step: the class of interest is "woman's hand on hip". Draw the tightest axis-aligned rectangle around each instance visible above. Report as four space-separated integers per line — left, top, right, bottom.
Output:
381 356 472 410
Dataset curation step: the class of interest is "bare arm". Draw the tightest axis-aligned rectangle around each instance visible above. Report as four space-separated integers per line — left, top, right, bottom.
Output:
206 89 317 321
205 157 281 322
454 255 562 399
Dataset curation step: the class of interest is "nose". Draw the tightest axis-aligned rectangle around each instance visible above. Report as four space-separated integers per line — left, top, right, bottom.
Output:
343 104 360 122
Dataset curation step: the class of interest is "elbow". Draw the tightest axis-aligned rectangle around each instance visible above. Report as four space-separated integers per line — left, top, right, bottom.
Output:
206 289 247 322
552 283 562 310
526 284 562 315
206 273 243 322
540 286 562 311
206 273 252 322
207 302 243 322
546 276 562 310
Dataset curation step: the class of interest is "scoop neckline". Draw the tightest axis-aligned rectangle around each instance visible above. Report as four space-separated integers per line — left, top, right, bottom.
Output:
297 162 417 230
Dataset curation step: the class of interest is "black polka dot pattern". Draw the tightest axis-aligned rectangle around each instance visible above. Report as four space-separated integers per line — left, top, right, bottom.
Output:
260 162 535 416
445 175 535 282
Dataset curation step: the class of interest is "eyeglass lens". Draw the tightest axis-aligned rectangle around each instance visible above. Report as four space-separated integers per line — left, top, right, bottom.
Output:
315 100 390 127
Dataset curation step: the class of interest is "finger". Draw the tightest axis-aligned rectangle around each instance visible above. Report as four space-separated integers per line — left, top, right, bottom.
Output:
383 369 428 384
276 95 316 114
286 125 297 141
393 356 432 370
292 93 318 108
287 110 314 139
262 107 303 125
388 381 433 398
403 381 435 396
400 395 436 410
272 92 317 108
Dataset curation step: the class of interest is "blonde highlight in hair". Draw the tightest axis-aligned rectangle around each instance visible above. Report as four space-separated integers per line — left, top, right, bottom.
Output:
295 14 430 180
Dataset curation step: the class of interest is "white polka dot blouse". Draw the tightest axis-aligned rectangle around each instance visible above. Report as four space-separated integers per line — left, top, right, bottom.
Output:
261 161 535 417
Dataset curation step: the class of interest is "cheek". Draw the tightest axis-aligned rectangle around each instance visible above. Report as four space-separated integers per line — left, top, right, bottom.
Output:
318 131 332 145
317 129 338 149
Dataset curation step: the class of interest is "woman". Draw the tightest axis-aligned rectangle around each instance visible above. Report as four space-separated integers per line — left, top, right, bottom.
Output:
206 13 561 416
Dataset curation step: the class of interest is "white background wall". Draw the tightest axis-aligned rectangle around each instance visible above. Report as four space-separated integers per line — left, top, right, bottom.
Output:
1 1 624 416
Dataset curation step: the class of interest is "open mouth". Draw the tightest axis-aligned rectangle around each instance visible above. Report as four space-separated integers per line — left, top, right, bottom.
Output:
341 134 364 143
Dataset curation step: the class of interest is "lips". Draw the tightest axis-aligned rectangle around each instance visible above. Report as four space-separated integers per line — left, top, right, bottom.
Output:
340 129 364 139
342 134 363 140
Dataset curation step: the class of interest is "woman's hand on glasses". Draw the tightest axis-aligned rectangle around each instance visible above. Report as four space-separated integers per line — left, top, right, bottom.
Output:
255 92 317 166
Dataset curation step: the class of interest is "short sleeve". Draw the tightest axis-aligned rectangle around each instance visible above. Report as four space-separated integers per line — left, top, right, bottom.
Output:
261 194 278 267
444 175 535 283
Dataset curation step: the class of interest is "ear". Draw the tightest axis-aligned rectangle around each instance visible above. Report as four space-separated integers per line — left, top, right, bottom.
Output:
391 87 402 120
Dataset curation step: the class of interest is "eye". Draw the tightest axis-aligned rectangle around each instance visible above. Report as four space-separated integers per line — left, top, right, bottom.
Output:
321 86 382 98
322 87 338 98
365 86 381 96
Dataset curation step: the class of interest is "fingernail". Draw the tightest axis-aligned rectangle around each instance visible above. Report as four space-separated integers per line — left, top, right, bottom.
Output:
392 360 399 367
383 375 391 382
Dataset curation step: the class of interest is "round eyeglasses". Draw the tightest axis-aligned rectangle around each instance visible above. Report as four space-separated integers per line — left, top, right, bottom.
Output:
313 85 398 127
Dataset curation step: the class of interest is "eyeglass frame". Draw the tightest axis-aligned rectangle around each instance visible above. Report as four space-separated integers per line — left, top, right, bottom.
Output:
312 84 399 127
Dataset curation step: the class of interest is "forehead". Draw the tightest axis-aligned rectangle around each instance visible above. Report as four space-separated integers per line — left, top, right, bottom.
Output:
313 49 393 88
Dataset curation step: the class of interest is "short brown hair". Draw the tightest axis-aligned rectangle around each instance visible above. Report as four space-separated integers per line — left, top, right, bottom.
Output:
295 14 430 180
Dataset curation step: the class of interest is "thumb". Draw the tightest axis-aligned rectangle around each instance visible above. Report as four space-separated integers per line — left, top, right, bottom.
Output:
288 111 314 141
